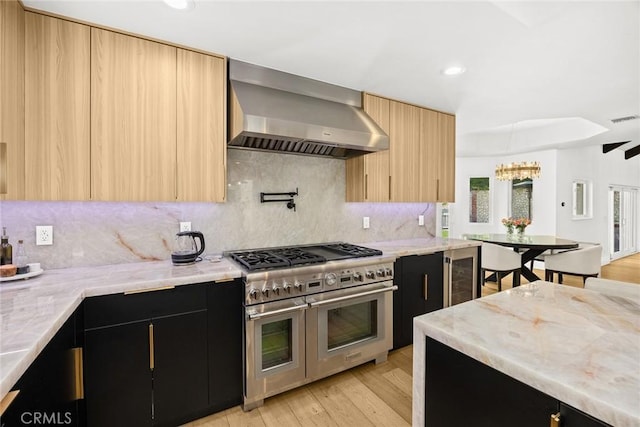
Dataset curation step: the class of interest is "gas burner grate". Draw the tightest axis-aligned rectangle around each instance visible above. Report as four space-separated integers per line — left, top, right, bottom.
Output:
268 247 326 266
228 248 326 271
324 243 383 258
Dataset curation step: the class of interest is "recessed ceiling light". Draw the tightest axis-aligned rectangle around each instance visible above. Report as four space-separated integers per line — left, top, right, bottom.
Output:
164 0 195 10
441 66 466 76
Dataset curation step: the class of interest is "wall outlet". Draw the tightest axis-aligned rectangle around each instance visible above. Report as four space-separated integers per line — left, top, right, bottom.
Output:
36 225 53 246
363 216 370 229
418 215 425 226
179 221 191 232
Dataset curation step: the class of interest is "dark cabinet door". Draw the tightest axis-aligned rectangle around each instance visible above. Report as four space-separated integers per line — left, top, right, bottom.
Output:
84 320 152 427
559 403 611 427
425 337 558 427
207 279 243 412
153 311 208 427
2 311 82 427
394 253 444 349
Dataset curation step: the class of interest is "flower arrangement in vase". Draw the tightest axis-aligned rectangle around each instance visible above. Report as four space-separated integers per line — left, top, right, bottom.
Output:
502 217 531 235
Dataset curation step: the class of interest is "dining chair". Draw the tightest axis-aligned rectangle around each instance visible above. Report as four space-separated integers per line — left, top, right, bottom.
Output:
544 244 602 284
481 242 521 291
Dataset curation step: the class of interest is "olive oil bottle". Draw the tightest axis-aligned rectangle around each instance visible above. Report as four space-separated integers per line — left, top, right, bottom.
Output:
1 227 12 265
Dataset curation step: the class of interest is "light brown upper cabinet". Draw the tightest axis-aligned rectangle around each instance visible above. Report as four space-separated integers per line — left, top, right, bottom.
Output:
25 13 90 200
346 93 456 203
91 28 177 201
346 94 390 202
177 50 226 202
0 0 24 200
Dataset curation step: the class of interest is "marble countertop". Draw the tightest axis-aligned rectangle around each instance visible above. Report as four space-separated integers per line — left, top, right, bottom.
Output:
0 236 476 402
0 257 242 399
365 237 480 257
412 281 640 427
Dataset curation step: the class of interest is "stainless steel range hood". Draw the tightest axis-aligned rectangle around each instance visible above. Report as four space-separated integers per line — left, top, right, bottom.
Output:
228 60 389 159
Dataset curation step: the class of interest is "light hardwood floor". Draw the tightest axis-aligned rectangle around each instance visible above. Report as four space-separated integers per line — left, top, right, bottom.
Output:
186 253 639 427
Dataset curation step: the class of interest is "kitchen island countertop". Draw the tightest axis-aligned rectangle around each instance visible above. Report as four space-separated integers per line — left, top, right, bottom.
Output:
412 281 640 426
365 237 480 257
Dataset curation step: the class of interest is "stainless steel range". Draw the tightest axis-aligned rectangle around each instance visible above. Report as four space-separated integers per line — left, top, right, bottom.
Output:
226 242 396 411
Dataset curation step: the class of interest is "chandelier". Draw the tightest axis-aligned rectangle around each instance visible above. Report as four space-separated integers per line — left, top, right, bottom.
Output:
495 161 541 181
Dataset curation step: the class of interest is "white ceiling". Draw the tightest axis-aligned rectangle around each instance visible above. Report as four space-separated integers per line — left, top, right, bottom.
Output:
23 0 640 157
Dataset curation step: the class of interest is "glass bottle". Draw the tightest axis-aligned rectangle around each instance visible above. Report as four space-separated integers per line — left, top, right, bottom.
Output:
0 227 12 265
15 240 28 274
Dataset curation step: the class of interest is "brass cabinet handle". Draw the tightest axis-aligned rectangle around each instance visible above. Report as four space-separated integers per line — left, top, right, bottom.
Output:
423 274 428 300
0 142 6 194
149 323 155 370
436 179 440 201
124 285 175 295
388 176 392 201
550 412 561 427
0 390 20 416
71 347 84 400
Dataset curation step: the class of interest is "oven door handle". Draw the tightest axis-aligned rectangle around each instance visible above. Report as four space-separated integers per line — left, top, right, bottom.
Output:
308 285 398 307
247 303 307 320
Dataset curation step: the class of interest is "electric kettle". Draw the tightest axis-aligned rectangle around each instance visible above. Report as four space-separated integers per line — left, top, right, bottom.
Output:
171 231 205 265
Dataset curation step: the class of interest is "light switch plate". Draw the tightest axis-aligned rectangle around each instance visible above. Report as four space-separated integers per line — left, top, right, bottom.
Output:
179 222 191 232
418 215 425 226
363 217 370 229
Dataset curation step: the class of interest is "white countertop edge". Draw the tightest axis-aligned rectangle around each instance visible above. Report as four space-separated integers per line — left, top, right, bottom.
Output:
414 315 639 427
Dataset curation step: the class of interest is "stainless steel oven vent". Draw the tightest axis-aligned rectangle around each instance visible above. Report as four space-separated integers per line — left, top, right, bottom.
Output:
228 60 389 159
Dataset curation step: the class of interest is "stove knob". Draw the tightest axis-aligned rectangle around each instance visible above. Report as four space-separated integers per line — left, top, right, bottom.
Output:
353 272 363 282
325 272 338 286
294 281 304 293
283 282 292 294
272 285 281 296
376 269 385 278
248 289 258 300
384 268 393 277
262 287 270 298
365 271 375 280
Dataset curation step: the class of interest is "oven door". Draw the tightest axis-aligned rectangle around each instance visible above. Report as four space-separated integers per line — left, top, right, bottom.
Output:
244 297 306 410
305 281 396 381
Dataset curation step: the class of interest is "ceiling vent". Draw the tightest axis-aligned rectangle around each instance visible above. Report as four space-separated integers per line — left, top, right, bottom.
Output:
610 114 640 124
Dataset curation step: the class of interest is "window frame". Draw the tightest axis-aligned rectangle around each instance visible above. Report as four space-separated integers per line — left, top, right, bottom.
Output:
572 179 592 220
468 176 492 224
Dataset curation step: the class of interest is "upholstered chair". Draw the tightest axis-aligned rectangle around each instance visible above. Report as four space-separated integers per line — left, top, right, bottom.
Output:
481 242 521 291
544 244 602 284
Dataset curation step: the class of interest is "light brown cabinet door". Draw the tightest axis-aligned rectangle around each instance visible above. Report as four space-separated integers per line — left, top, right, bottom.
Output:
91 28 177 201
390 100 421 202
345 93 391 202
0 0 24 200
419 108 440 202
438 113 456 202
25 13 90 200
177 50 226 202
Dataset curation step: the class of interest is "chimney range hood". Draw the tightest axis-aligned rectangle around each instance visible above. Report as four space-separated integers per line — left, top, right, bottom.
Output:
228 60 389 159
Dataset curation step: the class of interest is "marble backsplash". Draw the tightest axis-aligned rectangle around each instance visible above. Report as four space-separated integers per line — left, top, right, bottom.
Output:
0 149 436 270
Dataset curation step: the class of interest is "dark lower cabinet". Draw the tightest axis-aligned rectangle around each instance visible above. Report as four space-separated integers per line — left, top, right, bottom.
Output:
207 278 243 412
1 306 83 427
83 283 209 427
424 337 610 427
393 253 444 349
84 321 152 427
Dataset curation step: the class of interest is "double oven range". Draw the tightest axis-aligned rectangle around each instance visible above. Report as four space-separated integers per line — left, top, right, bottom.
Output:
226 242 396 410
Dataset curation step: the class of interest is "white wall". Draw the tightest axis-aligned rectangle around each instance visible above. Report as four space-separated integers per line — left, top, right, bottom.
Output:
556 145 640 262
451 150 558 237
453 145 640 265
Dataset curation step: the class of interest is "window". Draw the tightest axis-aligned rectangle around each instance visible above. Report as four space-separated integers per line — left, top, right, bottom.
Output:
511 178 532 220
469 177 490 223
573 180 592 219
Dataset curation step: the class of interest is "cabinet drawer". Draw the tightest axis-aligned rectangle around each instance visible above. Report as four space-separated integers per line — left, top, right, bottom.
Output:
84 283 207 329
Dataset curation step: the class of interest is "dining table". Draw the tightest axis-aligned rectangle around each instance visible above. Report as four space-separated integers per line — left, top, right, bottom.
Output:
463 234 580 283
